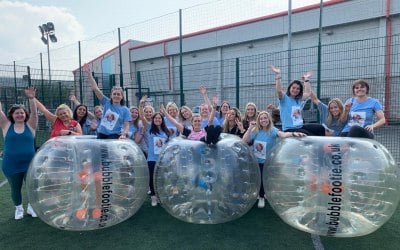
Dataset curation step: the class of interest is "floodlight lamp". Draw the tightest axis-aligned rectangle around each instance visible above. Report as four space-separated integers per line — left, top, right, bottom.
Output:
41 23 48 32
38 25 45 35
41 36 48 45
49 34 57 43
46 22 55 32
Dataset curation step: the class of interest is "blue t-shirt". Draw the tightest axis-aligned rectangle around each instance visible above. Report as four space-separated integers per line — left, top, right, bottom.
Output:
127 123 139 139
279 95 305 131
250 127 279 164
342 97 383 133
97 96 131 135
317 102 346 136
81 119 96 135
164 117 179 138
146 127 169 162
201 117 220 129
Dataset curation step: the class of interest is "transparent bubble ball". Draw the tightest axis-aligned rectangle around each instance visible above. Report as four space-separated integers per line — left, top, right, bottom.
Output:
26 136 149 231
155 134 260 224
264 136 400 237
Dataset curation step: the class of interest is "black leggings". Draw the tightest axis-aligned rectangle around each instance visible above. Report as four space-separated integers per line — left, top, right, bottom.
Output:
340 126 374 139
6 172 26 206
285 124 325 136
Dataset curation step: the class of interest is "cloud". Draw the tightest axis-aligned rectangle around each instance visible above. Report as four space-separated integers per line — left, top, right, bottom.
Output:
0 1 84 67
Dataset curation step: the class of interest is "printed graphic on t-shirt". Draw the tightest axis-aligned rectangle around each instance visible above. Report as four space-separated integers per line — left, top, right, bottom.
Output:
101 110 120 130
291 106 302 125
349 111 365 127
253 140 267 160
153 136 167 154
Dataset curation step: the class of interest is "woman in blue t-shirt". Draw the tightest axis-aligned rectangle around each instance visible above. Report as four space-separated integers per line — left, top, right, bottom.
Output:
340 79 386 139
140 107 172 206
310 92 347 136
272 66 325 136
84 64 131 139
242 111 305 209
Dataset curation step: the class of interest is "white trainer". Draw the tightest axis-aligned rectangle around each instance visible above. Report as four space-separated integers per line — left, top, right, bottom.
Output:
15 205 24 220
257 197 265 208
151 196 158 207
27 203 38 218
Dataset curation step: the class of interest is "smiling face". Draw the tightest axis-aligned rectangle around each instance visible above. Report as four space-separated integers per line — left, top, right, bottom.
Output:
11 108 27 123
57 108 72 122
352 81 369 98
258 113 270 129
144 106 154 121
245 104 256 119
130 108 139 121
180 107 192 120
152 113 163 127
191 115 202 130
94 107 103 119
76 106 87 119
328 101 342 118
289 83 301 97
220 102 230 115
200 104 210 118
111 88 124 105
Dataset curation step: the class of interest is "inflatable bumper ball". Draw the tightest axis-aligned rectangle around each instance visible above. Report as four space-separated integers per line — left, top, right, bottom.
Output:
264 136 400 237
26 136 149 231
155 134 260 224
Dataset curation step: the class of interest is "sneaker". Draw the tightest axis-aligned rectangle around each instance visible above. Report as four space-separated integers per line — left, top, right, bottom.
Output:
15 206 24 220
257 197 265 208
27 203 38 218
147 188 151 195
151 196 158 207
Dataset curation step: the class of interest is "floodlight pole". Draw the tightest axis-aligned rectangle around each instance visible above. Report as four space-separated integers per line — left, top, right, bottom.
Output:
46 32 52 85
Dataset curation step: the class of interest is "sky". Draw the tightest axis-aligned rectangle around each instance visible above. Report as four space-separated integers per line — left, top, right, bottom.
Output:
0 0 324 69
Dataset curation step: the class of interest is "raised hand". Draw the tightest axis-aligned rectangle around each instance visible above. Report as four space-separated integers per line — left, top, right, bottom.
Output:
271 65 281 75
139 95 147 107
159 104 166 115
200 85 207 95
302 71 312 80
24 87 36 99
69 95 76 102
212 95 218 106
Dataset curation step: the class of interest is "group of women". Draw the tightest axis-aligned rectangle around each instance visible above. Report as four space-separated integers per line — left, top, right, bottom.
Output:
0 63 386 219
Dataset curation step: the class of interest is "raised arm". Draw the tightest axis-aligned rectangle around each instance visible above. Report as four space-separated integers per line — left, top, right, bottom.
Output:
138 95 149 126
24 87 38 131
310 91 320 106
242 120 256 144
35 97 57 124
302 71 312 100
207 96 218 126
271 66 284 99
200 85 212 111
0 98 9 130
83 63 104 100
160 104 184 133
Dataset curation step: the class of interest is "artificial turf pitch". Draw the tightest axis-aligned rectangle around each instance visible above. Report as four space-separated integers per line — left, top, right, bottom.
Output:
0 167 399 250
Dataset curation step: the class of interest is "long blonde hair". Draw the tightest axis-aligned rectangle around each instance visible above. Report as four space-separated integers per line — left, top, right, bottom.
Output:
251 111 274 133
327 98 344 126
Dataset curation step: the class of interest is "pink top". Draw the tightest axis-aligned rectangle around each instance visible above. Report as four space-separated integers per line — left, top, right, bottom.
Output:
187 129 207 140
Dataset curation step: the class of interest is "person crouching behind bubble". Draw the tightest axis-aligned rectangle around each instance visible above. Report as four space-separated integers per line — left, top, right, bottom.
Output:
160 96 221 144
83 63 131 139
0 87 38 220
35 99 82 138
242 111 306 208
